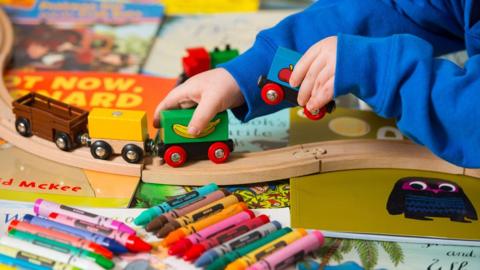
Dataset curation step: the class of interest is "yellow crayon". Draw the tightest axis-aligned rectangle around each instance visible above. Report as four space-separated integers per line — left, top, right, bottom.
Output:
225 229 308 270
162 202 248 247
0 263 15 270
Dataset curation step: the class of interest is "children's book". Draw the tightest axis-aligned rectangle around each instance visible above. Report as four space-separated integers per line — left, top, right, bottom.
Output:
3 0 164 73
290 168 480 244
298 237 480 270
0 140 139 207
289 107 404 145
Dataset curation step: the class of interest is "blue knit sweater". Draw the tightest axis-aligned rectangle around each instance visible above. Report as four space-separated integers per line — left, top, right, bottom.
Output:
222 0 480 168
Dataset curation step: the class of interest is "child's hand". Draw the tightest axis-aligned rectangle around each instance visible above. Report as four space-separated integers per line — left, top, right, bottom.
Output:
153 68 244 136
289 36 337 112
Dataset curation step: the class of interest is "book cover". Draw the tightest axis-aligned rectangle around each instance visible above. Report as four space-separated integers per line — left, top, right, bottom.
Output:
289 107 404 146
299 237 480 270
3 0 164 73
291 169 480 243
0 140 139 207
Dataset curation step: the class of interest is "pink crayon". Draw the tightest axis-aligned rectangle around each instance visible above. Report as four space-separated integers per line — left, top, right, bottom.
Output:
246 231 324 270
48 213 151 253
168 210 255 256
34 199 136 235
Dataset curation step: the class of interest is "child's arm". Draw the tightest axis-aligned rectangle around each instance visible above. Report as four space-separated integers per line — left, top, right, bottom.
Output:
334 33 480 168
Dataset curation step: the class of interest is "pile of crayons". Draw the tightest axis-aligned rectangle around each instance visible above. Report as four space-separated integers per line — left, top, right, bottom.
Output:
134 183 325 270
0 199 151 270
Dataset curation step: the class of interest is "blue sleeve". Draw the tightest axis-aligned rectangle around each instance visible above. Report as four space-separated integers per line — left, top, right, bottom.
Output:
221 0 464 122
334 33 480 167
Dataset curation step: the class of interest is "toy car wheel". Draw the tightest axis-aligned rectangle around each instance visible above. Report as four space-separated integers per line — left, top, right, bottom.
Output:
208 142 230 164
121 144 144 164
15 117 32 137
164 146 187 167
303 106 326 121
90 140 112 160
55 132 72 151
261 83 284 105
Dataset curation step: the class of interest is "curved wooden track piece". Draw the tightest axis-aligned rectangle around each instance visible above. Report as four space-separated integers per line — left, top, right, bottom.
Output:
142 139 466 185
0 9 142 176
0 9 478 183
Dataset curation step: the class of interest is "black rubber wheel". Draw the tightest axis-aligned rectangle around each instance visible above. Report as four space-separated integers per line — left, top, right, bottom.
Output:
54 132 72 151
15 117 32 137
90 140 112 160
121 144 143 164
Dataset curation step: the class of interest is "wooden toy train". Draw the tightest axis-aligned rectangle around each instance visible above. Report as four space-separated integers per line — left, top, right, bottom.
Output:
12 92 233 167
258 47 336 120
177 45 239 84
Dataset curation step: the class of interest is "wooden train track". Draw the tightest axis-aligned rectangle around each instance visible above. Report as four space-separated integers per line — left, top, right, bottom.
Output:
0 9 478 185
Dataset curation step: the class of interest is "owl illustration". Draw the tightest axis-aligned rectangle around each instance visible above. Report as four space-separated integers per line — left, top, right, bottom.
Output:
386 177 478 223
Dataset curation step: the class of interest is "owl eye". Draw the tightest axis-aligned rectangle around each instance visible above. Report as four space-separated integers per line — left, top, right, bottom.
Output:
438 183 457 192
409 181 427 190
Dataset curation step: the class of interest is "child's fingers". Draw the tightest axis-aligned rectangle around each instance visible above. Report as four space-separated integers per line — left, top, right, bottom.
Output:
290 43 321 87
153 83 193 128
306 76 334 112
188 96 221 136
312 65 332 96
297 54 326 106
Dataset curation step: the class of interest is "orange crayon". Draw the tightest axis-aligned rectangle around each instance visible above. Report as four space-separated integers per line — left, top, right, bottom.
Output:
161 202 248 247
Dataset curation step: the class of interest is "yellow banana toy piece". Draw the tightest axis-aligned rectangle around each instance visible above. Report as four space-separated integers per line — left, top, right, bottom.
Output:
173 119 221 138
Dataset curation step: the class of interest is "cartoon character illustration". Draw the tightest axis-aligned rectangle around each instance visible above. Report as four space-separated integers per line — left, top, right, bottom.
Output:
257 47 336 120
386 177 478 222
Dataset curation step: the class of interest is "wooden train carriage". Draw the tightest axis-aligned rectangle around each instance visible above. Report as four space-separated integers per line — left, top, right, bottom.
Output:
12 92 88 151
87 108 150 164
258 47 335 120
157 109 234 167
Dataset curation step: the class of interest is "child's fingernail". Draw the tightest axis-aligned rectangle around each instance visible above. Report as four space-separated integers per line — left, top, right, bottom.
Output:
188 126 199 135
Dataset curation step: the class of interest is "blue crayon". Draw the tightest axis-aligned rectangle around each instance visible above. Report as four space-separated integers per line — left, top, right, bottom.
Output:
195 221 282 267
0 253 50 270
134 183 219 226
23 214 128 254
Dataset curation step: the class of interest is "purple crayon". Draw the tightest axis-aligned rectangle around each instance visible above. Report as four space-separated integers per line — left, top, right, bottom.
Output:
34 199 136 235
246 231 324 270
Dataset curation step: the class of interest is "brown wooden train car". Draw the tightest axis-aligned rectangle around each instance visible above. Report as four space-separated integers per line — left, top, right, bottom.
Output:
12 92 88 151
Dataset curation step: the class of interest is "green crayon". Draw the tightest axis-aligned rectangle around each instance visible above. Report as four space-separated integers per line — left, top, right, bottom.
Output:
8 229 114 269
206 227 292 270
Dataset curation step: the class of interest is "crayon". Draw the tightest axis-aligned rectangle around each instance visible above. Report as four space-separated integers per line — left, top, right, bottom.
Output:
162 202 248 247
34 199 135 235
8 229 114 269
196 221 281 268
169 210 255 256
226 229 308 270
146 189 230 232
8 220 113 259
0 244 80 270
135 183 219 226
184 215 270 262
48 212 151 253
0 253 50 270
247 231 324 270
206 227 291 270
0 263 16 270
23 214 128 254
0 236 104 270
157 194 243 238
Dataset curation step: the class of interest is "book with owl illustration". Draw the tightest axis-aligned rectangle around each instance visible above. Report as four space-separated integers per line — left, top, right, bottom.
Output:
291 169 480 243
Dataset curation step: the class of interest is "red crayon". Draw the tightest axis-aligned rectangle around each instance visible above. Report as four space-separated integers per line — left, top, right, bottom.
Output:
48 213 151 253
183 215 270 262
8 220 113 259
168 209 255 257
